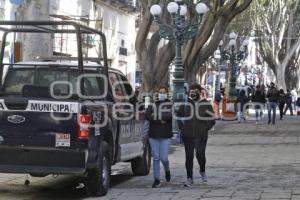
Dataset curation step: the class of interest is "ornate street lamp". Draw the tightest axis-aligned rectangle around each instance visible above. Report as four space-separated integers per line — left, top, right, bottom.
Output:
150 1 209 102
214 44 222 94
219 32 249 99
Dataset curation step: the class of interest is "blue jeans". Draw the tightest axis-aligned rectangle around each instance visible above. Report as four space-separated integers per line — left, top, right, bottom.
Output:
255 103 264 121
267 102 277 124
149 138 171 180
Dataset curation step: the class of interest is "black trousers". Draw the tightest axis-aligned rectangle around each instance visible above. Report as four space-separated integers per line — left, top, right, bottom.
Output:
284 103 293 115
183 134 208 179
279 103 285 119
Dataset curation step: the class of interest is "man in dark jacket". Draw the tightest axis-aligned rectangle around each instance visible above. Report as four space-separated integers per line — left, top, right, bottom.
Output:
237 89 249 122
177 84 215 187
278 89 286 120
252 85 266 124
266 82 279 124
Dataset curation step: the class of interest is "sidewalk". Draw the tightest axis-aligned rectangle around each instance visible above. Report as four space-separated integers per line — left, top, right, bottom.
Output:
0 115 299 200
101 115 300 200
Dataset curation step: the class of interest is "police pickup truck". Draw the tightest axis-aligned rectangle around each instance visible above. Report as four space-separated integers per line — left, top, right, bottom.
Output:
0 61 151 196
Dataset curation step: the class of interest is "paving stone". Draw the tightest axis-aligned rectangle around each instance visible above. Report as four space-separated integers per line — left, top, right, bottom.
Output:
0 115 299 199
292 195 300 200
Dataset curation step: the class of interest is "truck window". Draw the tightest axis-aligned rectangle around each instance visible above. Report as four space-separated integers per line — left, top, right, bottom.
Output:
81 76 104 97
1 67 104 99
118 74 137 104
109 72 125 102
3 69 34 94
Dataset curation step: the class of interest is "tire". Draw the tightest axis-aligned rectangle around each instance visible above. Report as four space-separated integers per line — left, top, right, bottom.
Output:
131 139 151 176
86 141 111 196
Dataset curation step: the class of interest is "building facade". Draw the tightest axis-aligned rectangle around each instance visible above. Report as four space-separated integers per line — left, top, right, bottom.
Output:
1 0 139 86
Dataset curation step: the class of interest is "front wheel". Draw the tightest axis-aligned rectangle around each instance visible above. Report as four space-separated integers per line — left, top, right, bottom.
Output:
131 139 151 176
86 141 111 196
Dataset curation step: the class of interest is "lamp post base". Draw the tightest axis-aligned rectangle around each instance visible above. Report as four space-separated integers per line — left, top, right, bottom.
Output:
221 96 238 121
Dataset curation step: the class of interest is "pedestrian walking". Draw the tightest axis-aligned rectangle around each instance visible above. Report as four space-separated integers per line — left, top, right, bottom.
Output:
278 89 285 120
213 90 223 120
145 86 173 188
266 82 279 124
177 84 215 187
284 89 294 116
237 89 250 122
252 85 266 124
296 97 300 115
291 89 298 112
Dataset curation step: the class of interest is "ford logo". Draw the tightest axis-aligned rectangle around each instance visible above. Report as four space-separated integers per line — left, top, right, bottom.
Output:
7 115 26 124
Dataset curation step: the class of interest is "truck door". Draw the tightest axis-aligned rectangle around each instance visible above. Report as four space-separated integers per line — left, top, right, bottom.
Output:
108 72 143 161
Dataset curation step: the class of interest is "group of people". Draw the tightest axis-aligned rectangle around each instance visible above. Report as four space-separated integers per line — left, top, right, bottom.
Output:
145 84 215 188
142 82 298 188
237 82 298 125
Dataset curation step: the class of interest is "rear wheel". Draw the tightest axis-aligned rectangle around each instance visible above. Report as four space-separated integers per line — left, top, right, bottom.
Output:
86 141 111 196
131 140 151 176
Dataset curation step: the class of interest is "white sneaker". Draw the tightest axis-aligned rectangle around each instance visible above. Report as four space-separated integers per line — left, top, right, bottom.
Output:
256 121 258 125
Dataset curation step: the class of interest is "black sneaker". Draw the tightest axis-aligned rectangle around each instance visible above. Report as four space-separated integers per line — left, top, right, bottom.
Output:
152 179 161 188
200 172 208 182
165 171 171 182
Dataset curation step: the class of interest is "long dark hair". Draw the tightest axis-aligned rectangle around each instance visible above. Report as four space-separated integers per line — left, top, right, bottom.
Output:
158 86 169 93
189 84 202 93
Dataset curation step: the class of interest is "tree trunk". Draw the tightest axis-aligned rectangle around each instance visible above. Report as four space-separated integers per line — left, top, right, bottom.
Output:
136 0 252 97
18 0 52 61
285 64 300 90
276 64 287 90
185 66 198 84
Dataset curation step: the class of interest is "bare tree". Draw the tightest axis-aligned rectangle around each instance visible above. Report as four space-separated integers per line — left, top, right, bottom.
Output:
135 0 252 94
252 0 300 90
16 0 52 61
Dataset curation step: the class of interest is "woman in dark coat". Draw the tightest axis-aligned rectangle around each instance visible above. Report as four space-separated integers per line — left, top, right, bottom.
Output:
145 86 173 188
177 84 215 187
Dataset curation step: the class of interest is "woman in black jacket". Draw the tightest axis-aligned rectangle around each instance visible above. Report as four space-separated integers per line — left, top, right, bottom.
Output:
145 86 173 188
177 84 215 187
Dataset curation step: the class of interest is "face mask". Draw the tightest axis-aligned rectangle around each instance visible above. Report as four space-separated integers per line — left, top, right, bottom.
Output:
190 93 200 101
158 93 167 101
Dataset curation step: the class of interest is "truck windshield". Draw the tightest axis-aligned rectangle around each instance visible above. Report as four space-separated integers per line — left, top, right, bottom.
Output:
1 67 105 99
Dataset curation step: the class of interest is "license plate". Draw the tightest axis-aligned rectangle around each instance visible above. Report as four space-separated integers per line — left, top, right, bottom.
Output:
55 133 70 147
